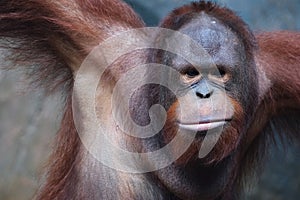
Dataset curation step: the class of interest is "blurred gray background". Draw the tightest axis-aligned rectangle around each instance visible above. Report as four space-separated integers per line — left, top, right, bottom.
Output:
0 0 299 199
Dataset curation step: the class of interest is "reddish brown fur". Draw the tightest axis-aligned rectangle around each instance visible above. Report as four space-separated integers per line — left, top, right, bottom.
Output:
152 1 300 199
0 0 300 200
256 31 300 102
244 31 300 147
36 97 80 199
0 0 144 92
242 31 300 167
164 98 244 166
0 0 145 199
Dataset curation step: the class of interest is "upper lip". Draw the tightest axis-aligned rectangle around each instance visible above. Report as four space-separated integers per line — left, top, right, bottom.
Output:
177 118 232 132
178 118 232 125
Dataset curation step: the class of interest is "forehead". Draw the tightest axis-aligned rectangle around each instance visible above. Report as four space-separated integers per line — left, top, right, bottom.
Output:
178 12 241 64
179 13 240 49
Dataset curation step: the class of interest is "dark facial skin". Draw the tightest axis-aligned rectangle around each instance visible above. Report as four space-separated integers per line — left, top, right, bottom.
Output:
172 13 239 131
137 13 259 199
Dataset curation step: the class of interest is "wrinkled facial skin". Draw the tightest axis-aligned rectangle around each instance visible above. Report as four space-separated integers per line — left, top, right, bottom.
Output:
164 13 250 163
129 13 259 199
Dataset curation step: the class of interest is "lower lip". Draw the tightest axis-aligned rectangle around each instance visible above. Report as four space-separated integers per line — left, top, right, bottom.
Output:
178 121 226 132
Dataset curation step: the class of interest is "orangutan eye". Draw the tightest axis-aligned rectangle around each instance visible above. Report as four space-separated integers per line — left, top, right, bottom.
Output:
185 68 200 78
183 67 200 78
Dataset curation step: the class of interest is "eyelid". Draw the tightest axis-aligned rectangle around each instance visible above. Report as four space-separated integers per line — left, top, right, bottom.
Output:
180 67 202 84
181 76 202 85
208 65 230 82
180 66 198 74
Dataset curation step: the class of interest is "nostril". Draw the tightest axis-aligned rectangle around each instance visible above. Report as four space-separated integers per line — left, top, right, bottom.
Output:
195 79 214 99
196 90 213 98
